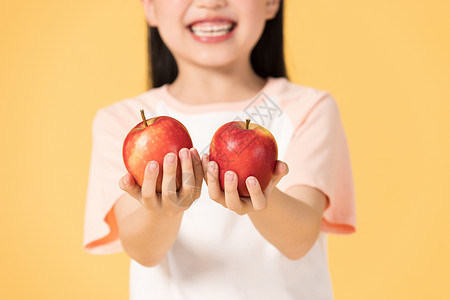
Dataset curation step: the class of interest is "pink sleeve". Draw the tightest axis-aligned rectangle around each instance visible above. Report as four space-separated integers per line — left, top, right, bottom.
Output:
277 93 357 234
83 110 127 254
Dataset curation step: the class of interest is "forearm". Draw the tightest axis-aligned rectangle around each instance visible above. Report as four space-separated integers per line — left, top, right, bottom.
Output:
248 187 323 260
119 205 183 267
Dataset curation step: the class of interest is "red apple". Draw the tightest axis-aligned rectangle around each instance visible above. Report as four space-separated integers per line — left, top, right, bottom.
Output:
122 110 193 192
209 118 278 197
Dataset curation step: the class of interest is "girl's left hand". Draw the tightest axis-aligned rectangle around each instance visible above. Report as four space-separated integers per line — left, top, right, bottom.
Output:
201 154 289 215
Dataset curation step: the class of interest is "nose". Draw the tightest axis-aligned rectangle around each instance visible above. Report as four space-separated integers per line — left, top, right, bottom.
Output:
194 0 227 9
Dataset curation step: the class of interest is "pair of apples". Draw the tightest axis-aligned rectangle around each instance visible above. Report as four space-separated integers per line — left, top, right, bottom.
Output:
122 110 278 197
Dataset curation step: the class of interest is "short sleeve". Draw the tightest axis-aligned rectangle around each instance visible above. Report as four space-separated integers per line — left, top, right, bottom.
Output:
83 110 128 254
277 94 357 234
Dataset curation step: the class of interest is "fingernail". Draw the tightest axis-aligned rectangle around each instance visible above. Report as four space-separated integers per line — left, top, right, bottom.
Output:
148 161 157 171
180 149 189 159
121 176 128 188
247 177 256 186
166 154 175 164
226 172 234 182
123 175 132 188
208 161 216 171
202 154 208 162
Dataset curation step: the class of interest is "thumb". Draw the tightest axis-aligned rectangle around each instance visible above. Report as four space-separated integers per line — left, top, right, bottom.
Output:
119 173 142 201
272 161 289 186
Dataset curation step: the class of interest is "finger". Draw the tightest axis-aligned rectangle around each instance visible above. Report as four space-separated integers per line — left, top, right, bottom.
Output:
272 161 289 186
207 161 224 204
190 148 203 198
246 176 267 211
180 148 194 185
201 153 210 184
161 153 178 207
224 171 245 213
141 161 160 209
178 148 196 203
119 173 142 201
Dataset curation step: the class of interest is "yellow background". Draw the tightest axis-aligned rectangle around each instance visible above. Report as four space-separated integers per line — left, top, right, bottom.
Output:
1 0 449 299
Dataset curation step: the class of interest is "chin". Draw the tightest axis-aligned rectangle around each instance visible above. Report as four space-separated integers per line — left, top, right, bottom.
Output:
184 48 251 70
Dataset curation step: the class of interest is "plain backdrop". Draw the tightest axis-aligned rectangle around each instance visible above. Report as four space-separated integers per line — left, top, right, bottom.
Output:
1 0 449 299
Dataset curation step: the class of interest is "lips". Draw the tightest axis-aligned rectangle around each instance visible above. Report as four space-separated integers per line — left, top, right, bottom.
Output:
188 19 237 39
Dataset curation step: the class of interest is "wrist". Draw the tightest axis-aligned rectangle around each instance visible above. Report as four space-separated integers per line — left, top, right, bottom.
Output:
141 204 185 220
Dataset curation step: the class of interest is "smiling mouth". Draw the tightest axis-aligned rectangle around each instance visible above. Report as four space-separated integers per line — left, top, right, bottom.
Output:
189 21 237 38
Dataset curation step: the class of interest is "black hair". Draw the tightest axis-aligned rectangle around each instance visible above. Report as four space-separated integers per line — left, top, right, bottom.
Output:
147 0 286 88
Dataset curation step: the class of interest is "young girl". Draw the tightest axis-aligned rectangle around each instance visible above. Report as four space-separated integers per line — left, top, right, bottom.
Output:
83 0 356 299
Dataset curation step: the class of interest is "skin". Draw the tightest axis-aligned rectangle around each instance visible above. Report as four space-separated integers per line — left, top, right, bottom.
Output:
117 148 203 266
142 0 280 105
115 0 328 267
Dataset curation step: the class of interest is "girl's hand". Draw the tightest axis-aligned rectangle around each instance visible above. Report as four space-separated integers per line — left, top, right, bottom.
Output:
119 148 203 217
201 154 289 215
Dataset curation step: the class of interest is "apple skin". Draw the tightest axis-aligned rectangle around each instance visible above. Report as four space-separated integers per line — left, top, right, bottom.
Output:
209 119 278 197
122 115 193 192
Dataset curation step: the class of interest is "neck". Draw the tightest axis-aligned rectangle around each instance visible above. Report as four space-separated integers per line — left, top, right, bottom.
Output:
168 60 267 105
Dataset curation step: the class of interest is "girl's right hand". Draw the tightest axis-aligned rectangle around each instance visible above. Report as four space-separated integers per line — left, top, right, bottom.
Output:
119 147 203 217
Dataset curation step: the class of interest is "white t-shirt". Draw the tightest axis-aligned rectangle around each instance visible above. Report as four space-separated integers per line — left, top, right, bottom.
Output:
83 77 357 299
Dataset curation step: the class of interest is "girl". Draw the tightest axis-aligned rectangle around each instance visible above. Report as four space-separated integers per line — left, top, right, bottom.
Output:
83 0 356 299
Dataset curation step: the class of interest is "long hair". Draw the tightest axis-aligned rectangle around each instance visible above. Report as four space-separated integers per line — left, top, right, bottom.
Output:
147 0 286 88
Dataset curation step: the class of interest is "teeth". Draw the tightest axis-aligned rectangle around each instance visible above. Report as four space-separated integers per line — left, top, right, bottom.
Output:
192 29 230 37
191 23 234 37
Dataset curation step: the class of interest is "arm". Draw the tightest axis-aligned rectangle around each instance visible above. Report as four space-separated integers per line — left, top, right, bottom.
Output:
247 185 327 260
114 194 183 267
202 156 327 260
114 148 203 267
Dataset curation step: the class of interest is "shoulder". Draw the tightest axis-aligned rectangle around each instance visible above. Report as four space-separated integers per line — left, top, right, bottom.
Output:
267 77 340 127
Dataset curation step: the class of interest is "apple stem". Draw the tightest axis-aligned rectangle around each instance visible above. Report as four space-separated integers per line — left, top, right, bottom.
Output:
140 109 148 127
246 118 251 130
